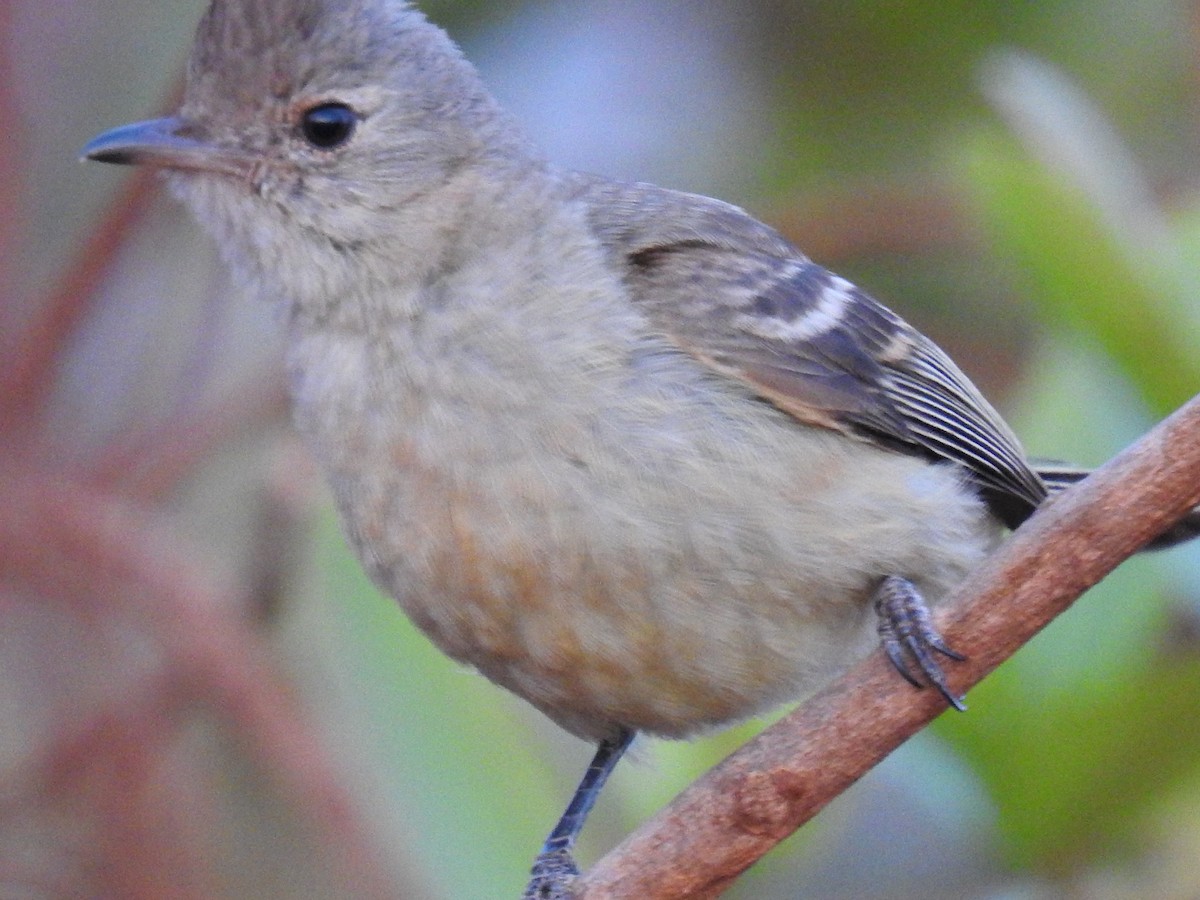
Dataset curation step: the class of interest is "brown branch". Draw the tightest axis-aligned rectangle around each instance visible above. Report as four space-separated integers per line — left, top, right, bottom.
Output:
577 393 1200 899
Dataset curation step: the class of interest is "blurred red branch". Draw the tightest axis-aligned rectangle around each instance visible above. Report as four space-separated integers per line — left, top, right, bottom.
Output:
0 168 161 437
89 370 290 502
0 53 391 890
0 73 186 440
0 3 20 320
0 467 396 898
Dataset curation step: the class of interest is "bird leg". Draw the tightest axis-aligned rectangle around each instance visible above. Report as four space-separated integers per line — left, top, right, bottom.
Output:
523 728 635 899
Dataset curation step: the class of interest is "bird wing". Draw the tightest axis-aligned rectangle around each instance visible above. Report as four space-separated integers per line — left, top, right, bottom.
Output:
586 182 1047 526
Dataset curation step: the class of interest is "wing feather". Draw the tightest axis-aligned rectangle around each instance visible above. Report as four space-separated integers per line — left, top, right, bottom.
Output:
621 239 1046 523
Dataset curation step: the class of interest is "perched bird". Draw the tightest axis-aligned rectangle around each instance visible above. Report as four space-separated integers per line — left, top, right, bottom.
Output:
84 0 1198 893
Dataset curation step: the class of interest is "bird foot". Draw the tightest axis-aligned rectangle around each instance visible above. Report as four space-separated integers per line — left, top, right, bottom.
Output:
874 574 967 710
522 848 580 900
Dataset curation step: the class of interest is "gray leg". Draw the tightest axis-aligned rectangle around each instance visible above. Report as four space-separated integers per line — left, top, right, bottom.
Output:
523 728 635 899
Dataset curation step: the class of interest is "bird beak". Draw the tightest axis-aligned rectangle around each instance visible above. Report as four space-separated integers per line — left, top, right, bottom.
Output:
83 117 253 178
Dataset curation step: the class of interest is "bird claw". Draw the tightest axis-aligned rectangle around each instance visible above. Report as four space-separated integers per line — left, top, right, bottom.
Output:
874 575 967 711
523 848 580 900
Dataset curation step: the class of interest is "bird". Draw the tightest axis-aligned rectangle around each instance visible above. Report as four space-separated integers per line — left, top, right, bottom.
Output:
82 0 1200 894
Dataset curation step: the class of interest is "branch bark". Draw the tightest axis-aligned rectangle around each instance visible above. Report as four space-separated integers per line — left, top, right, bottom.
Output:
577 392 1200 899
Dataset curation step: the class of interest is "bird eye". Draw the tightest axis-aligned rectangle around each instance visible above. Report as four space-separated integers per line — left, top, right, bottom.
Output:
299 102 358 150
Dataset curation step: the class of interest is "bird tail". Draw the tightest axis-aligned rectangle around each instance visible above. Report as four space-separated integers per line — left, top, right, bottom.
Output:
1032 461 1200 550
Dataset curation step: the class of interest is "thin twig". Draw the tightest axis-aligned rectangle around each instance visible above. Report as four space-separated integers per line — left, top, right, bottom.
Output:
578 393 1200 899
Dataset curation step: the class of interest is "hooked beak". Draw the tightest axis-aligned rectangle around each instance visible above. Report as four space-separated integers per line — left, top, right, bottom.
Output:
83 117 254 178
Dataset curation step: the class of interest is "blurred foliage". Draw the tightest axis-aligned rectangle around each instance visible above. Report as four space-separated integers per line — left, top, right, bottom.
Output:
930 48 1200 880
13 0 1200 898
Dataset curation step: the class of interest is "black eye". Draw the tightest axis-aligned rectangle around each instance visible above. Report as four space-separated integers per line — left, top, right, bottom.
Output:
300 102 358 149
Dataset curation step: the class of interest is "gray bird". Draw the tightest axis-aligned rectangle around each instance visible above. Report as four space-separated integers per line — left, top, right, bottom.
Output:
83 0 1199 894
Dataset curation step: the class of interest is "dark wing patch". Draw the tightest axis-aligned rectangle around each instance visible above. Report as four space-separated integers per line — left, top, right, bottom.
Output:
625 242 1047 526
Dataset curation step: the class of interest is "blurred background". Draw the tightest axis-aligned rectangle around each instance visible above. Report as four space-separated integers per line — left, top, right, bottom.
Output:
4 0 1200 897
